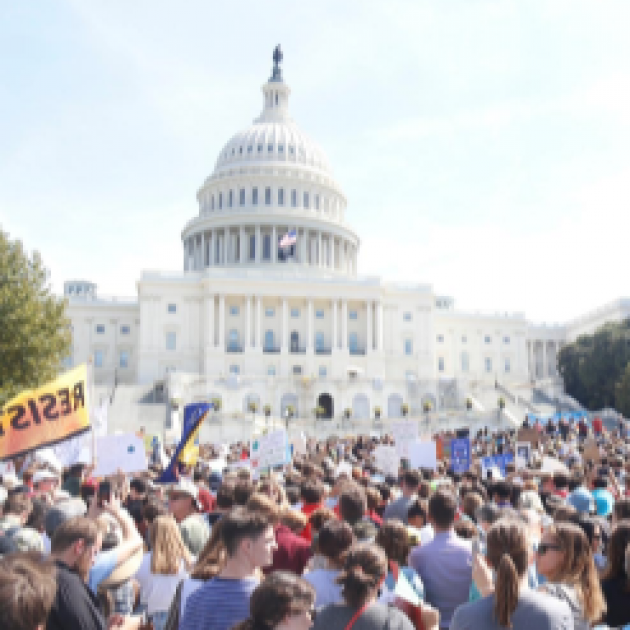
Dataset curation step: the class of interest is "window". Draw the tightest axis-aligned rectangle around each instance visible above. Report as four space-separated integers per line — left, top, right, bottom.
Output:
315 331 324 351
278 188 285 205
265 330 274 350
289 146 295 155
96 325 105 334
505 358 511 373
405 339 413 355
319 366 327 378
167 303 176 314
239 146 243 154
265 308 275 317
218 193 223 209
292 366 302 375
291 190 297 207
229 365 240 375
228 190 233 207
403 312 412 322
119 351 129 369
462 335 467 343
315 309 324 319
239 188 245 205
278 145 284 153
268 144 273 153
258 144 263 153
230 306 239 316
247 234 255 260
349 332 358 352
303 192 310 209
504 336 510 344
94 350 103 368
349 310 358 320
120 325 130 335
267 365 276 376
291 308 300 318
485 336 492 344
314 194 320 210
265 187 271 205
485 358 492 373
263 235 271 260
247 145 253 153
166 332 176 351
437 335 444 343
461 352 469 372
252 187 258 205
211 195 215 210
228 330 239 351
438 357 445 372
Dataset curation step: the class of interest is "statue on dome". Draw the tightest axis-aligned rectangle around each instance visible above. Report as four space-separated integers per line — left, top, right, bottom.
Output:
271 44 283 82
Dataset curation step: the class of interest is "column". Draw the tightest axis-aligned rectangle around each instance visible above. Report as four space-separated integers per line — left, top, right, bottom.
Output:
219 295 225 351
332 299 338 351
255 296 262 349
302 230 308 265
240 227 246 263
281 298 288 351
318 232 323 267
246 296 252 348
255 225 261 263
331 236 336 271
272 226 277 263
542 341 548 378
366 300 373 354
183 240 188 271
201 232 205 268
307 299 314 351
207 296 215 348
340 242 346 273
341 300 348 351
376 301 384 351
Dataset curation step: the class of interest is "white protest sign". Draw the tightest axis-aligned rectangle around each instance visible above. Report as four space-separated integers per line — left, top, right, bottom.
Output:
515 442 531 470
93 434 147 477
391 421 418 458
374 445 399 477
291 432 307 457
251 429 288 470
408 440 437 471
53 432 93 468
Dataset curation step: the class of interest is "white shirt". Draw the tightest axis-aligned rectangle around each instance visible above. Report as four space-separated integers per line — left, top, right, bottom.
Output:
303 568 343 609
134 552 189 615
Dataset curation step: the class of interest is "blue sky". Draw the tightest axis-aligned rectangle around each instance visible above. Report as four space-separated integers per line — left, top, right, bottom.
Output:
1 0 629 323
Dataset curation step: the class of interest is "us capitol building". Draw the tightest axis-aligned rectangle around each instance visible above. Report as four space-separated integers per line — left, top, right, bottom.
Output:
64 49 630 435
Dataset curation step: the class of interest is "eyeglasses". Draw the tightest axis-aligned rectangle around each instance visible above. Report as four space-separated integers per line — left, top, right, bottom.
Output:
537 542 562 555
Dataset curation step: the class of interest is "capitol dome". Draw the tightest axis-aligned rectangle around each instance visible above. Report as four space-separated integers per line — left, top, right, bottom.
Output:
181 47 359 277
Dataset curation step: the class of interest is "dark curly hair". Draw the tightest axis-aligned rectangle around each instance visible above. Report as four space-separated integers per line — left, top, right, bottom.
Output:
336 543 387 608
375 520 410 565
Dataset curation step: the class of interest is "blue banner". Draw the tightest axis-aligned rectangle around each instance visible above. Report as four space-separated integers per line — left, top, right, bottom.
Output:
482 453 514 478
451 438 471 474
183 402 208 446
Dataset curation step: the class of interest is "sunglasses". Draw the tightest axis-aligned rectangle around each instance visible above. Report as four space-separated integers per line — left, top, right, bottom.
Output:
537 542 562 556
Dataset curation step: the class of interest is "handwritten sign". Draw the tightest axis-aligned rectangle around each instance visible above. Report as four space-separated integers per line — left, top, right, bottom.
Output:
391 421 418 458
408 440 437 471
374 445 399 477
251 429 288 470
92 434 147 477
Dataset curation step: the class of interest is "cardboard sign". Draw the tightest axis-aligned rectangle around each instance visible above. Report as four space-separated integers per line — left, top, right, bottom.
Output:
0 365 91 461
251 429 289 470
374 445 399 477
515 442 531 470
517 427 539 447
93 434 147 477
391 421 418 458
408 440 437 471
583 438 600 464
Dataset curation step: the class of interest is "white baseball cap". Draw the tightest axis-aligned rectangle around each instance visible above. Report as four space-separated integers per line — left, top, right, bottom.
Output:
33 470 58 485
170 478 201 510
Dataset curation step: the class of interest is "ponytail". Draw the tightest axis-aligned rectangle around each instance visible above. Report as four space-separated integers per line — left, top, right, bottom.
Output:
494 553 519 628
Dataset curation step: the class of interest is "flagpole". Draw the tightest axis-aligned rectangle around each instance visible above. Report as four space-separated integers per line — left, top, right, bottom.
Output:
88 357 97 466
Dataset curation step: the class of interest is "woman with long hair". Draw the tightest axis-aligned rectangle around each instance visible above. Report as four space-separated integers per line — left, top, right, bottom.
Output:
232 571 315 630
599 520 630 628
312 543 415 630
134 515 193 630
536 521 606 630
451 518 574 630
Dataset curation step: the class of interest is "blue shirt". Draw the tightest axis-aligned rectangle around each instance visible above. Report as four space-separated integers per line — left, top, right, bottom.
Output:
88 548 119 594
180 576 259 630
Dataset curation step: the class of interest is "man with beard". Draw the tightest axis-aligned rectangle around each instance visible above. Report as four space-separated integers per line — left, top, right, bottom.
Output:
46 516 140 630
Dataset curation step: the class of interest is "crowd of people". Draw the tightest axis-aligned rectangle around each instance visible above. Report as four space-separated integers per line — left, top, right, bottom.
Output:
1 414 630 630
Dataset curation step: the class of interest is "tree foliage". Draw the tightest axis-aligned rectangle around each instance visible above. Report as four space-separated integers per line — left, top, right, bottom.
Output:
0 229 71 407
557 318 630 414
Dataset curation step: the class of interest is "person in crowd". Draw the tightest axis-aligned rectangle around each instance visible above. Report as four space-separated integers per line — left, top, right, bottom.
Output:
312 543 415 630
300 480 325 542
232 571 316 630
134 515 192 630
535 522 606 630
168 478 210 556
0 492 32 533
0 553 57 630
383 470 420 524
180 508 277 630
365 487 383 528
406 498 433 545
303 519 354 608
409 489 472 629
62 464 87 498
33 470 60 503
207 480 235 526
599 520 630 628
451 518 573 630
492 481 512 507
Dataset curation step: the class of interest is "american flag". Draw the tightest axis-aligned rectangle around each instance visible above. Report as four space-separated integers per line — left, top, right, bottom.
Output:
279 229 297 250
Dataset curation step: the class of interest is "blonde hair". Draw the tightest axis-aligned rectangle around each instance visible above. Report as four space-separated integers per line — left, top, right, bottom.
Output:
150 516 189 575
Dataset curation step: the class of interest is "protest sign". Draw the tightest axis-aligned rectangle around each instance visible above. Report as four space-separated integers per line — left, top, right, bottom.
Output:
251 429 289 470
583 438 600 464
517 427 539 447
408 440 437 471
515 442 531 470
481 453 514 478
374 445 399 477
92 434 147 477
451 438 471 473
0 365 91 461
391 421 418 458
291 432 307 457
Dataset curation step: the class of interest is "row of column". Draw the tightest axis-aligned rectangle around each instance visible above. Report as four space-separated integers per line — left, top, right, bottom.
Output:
184 227 357 275
205 295 384 352
527 340 561 379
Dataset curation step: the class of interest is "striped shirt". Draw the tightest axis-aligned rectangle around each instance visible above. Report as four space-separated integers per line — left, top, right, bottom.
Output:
179 576 259 630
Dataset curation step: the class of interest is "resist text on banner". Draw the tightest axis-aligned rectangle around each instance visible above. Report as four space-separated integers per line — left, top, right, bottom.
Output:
0 365 90 461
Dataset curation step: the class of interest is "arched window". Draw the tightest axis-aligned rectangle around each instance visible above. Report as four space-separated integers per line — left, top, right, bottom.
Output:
228 329 239 352
404 339 413 355
264 330 274 351
315 331 324 352
349 332 358 353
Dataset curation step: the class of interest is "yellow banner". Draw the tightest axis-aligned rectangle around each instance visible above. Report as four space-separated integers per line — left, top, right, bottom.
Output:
0 365 91 461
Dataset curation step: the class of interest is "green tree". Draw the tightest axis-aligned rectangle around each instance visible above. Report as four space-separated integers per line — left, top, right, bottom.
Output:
0 230 71 407
615 363 630 417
